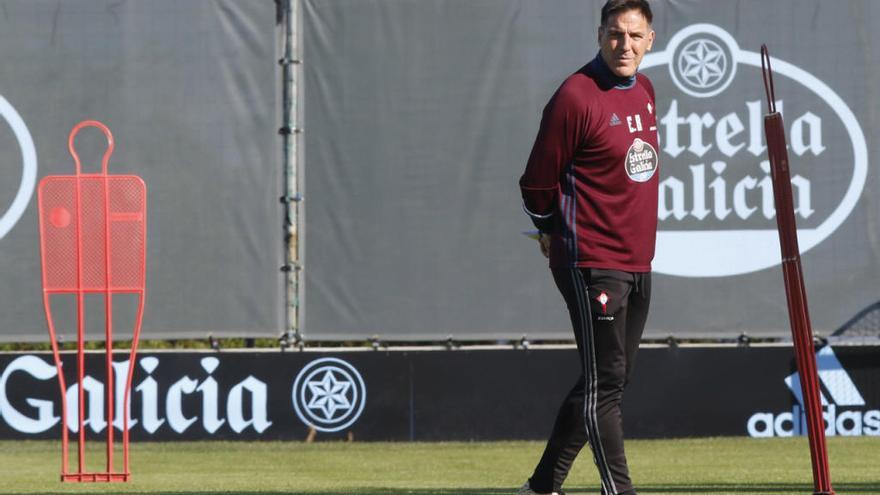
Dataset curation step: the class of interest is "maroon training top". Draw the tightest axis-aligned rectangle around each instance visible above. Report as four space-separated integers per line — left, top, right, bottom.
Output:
520 56 660 272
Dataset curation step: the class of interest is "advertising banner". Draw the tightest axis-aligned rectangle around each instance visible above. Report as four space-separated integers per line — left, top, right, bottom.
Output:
302 0 880 340
1 346 878 441
2 1 876 344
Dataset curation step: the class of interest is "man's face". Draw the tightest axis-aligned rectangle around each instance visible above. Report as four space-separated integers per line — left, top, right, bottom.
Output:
598 9 655 78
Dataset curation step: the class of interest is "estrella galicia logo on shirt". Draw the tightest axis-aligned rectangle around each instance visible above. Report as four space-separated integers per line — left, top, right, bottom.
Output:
625 138 658 183
638 23 867 277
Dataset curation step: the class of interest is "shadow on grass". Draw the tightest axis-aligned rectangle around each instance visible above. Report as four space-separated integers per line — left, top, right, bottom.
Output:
7 484 880 494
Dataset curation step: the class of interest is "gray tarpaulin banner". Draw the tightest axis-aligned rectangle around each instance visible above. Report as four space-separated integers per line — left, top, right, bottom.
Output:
303 0 880 340
0 1 282 342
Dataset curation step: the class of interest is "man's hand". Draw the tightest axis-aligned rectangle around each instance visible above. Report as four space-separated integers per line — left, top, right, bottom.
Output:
538 233 551 258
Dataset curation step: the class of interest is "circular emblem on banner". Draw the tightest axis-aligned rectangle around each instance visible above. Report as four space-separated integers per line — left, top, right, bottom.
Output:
637 23 868 277
667 24 737 98
0 95 36 241
291 357 366 433
625 138 658 183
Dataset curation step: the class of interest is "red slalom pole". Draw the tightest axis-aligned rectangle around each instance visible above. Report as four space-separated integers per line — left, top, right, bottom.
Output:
761 45 834 495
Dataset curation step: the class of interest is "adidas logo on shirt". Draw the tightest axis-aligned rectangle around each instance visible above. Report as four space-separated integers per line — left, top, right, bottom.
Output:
609 113 621 126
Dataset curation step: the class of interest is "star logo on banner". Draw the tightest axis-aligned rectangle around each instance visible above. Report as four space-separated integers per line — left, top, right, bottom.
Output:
305 370 352 420
678 38 727 89
292 358 367 433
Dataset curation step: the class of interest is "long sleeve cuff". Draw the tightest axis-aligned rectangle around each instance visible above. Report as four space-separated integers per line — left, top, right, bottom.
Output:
522 201 555 233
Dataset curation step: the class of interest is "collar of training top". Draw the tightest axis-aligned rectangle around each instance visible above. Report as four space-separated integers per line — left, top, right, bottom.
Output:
591 52 637 90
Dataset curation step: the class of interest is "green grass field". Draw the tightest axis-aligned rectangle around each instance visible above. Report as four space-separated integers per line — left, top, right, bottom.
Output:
0 437 878 494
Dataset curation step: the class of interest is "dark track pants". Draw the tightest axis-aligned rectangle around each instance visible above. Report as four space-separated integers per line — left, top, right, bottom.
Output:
529 268 651 495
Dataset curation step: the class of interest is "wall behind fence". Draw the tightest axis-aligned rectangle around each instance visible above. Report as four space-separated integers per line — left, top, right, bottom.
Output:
2 1 876 344
0 1 282 342
302 0 880 340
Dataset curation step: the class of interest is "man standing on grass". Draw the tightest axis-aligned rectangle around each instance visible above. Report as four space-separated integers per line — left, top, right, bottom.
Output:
517 1 658 494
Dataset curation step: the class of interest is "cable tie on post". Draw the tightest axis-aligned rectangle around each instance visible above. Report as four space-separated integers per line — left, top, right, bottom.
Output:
279 194 303 204
280 263 302 273
278 126 302 135
278 57 302 66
